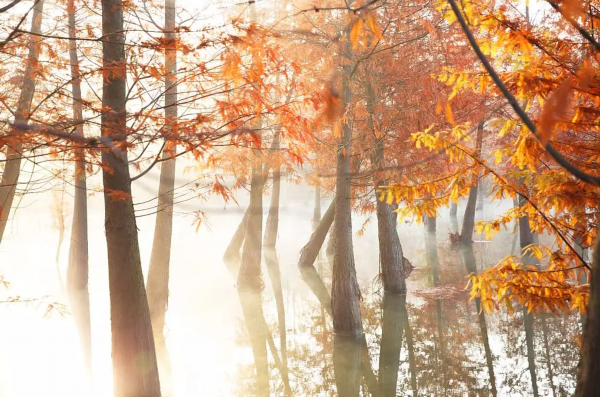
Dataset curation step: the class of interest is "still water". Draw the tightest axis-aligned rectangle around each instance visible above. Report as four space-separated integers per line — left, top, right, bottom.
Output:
0 180 580 396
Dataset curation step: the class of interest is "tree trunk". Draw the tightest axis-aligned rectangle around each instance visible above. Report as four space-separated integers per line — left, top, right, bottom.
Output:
477 176 484 211
460 123 484 245
574 224 600 395
0 0 45 243
378 293 406 396
238 130 268 394
312 183 321 232
101 0 161 394
331 32 362 336
145 1 177 394
66 0 91 381
262 133 291 395
405 309 418 397
299 200 335 315
223 209 248 276
366 80 406 294
541 315 556 397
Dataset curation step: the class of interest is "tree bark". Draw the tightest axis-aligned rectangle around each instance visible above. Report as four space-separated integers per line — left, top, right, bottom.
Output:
299 200 335 315
145 1 177 394
101 0 161 394
331 32 362 336
66 0 91 381
262 133 291 395
460 123 484 245
0 0 45 243
366 80 406 294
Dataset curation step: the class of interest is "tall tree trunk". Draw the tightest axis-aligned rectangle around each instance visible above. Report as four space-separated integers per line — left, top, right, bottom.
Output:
477 176 484 211
237 115 268 394
101 0 161 394
146 2 177 394
0 0 45 243
378 293 406 396
223 209 248 275
330 20 362 336
449 202 458 234
576 225 600 395
460 123 484 245
262 133 291 395
366 80 406 294
66 0 91 381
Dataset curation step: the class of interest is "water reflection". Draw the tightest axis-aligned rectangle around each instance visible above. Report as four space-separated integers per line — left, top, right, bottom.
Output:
233 224 579 396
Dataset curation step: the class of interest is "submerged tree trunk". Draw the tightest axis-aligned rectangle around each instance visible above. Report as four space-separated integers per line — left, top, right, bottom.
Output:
460 123 484 245
0 0 45 243
101 0 161 394
299 200 335 315
378 293 407 396
145 1 177 394
66 0 91 381
405 309 418 397
262 133 290 395
366 80 406 294
223 210 248 275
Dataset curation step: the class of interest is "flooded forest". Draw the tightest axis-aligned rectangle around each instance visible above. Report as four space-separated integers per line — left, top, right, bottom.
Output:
0 0 598 395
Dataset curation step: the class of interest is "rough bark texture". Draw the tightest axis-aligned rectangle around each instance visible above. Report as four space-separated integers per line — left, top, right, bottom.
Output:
378 293 406 396
575 224 600 396
101 0 161 394
66 0 91 381
460 123 484 245
299 200 335 315
333 336 362 396
146 2 177 394
331 33 362 336
0 0 45 242
366 81 406 294
262 133 290 395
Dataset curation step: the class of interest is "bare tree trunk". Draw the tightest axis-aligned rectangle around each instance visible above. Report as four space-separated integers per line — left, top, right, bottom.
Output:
331 32 362 336
366 81 405 294
477 176 484 211
460 123 484 245
262 133 291 395
223 209 248 275
299 201 335 315
101 0 161 394
66 0 91 380
146 2 177 394
378 293 406 396
541 315 556 397
0 0 45 243
576 226 600 395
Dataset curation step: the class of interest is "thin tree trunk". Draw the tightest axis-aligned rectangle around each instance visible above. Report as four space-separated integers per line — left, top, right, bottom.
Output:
541 315 556 397
405 309 418 397
145 1 177 394
299 200 335 315
262 132 291 395
450 202 458 234
460 123 484 245
366 80 406 294
378 293 406 396
223 209 248 276
477 176 484 211
101 0 161 394
66 0 91 381
0 0 45 243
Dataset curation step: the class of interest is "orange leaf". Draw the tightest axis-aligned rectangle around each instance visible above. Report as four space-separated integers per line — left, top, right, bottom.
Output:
539 78 572 144
105 188 132 202
366 14 383 41
445 101 455 126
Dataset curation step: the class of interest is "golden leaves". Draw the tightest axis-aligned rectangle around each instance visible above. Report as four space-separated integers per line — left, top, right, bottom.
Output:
538 77 571 145
445 101 455 125
349 12 383 50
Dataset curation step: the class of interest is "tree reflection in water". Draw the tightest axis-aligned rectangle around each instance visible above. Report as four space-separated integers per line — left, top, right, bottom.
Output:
233 233 580 396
